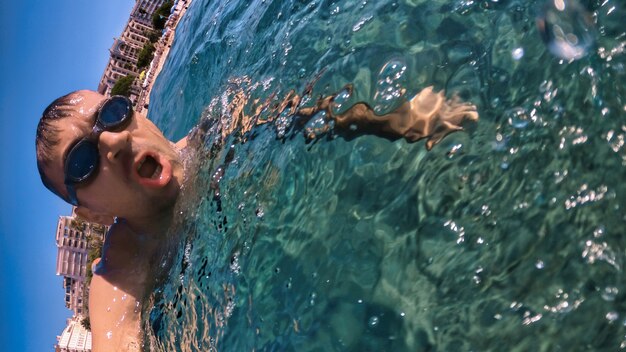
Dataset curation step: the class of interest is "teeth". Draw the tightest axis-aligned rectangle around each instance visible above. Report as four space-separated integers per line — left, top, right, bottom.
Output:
152 164 163 179
137 158 145 172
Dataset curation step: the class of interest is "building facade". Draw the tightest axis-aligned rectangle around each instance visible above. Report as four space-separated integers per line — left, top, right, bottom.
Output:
55 316 92 352
56 215 88 316
97 0 166 102
55 209 106 316
134 0 169 26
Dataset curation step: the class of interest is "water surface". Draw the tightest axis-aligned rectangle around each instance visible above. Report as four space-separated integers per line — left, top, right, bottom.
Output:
147 0 626 350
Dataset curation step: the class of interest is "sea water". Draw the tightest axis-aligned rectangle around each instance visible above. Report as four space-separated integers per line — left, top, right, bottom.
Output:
146 0 626 350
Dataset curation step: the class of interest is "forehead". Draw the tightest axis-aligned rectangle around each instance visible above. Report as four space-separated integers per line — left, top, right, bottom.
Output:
64 90 107 117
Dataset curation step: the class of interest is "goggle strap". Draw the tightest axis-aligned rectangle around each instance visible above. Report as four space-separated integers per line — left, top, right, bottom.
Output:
65 181 79 206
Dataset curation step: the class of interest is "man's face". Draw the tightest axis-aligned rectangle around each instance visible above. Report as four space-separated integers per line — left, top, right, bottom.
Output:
46 90 183 220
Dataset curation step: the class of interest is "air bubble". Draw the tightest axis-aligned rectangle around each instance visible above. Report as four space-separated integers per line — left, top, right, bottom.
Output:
352 15 373 32
368 316 379 327
536 0 595 60
331 88 352 115
373 59 407 115
593 226 605 238
304 110 334 139
607 311 619 322
275 109 293 138
602 287 618 301
492 133 508 151
506 107 530 129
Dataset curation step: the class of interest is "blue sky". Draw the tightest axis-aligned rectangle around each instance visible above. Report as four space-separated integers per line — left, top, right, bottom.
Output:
0 1 135 350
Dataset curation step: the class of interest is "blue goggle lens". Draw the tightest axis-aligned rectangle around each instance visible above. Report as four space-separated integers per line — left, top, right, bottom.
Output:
66 141 99 181
99 96 131 127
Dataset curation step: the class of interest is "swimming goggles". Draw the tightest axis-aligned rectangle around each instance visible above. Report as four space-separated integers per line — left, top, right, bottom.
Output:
64 95 133 206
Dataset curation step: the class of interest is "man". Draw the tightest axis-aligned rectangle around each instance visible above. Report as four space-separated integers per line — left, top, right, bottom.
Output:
36 86 477 351
37 90 187 351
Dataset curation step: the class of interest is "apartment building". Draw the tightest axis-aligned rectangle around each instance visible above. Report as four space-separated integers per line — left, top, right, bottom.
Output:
54 316 92 352
97 0 167 102
134 0 169 26
55 209 106 316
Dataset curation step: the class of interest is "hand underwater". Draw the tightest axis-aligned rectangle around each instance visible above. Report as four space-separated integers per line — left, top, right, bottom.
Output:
407 86 479 149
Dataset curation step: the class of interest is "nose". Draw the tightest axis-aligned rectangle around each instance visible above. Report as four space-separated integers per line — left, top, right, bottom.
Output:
99 130 131 162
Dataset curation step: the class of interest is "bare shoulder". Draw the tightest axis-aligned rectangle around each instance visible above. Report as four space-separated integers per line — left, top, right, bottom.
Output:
174 136 188 150
89 222 153 351
89 271 143 352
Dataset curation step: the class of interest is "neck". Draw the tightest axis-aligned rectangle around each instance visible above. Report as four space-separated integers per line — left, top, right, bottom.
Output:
120 206 181 287
124 207 174 240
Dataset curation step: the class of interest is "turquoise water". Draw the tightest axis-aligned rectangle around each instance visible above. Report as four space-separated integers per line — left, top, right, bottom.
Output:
147 0 626 350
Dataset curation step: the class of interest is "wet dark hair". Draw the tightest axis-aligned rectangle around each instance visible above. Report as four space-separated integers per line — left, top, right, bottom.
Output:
35 91 82 203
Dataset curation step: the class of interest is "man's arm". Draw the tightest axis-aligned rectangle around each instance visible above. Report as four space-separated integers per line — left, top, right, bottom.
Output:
89 265 143 352
296 86 478 149
89 222 155 352
217 85 477 149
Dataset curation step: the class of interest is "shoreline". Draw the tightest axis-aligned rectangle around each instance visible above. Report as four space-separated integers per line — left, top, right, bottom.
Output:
135 0 192 113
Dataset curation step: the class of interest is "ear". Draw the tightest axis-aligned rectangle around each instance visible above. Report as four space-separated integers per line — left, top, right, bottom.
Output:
75 206 114 226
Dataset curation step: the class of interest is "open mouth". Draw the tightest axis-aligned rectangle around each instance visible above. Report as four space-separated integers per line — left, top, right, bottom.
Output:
134 153 172 188
137 155 163 179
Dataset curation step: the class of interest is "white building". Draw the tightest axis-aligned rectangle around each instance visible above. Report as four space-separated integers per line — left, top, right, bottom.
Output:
55 316 92 352
55 209 106 316
97 0 167 102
